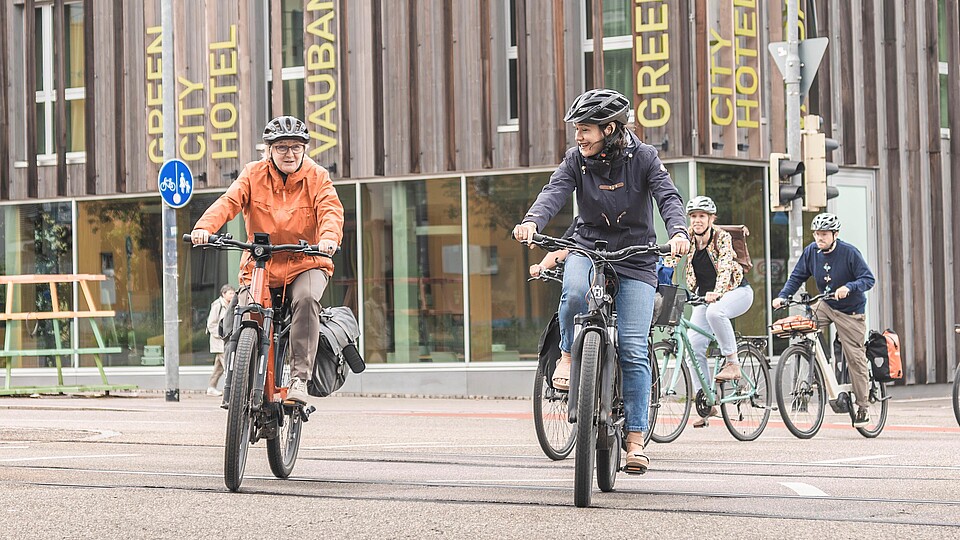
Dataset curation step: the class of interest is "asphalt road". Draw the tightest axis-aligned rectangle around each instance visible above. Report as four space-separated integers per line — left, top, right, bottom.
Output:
0 390 957 539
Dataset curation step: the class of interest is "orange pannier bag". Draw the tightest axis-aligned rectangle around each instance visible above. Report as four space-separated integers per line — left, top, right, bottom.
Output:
770 315 817 336
866 329 903 382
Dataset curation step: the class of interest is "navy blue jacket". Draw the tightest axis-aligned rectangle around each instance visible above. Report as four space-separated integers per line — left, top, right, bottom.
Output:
522 131 688 287
777 239 875 315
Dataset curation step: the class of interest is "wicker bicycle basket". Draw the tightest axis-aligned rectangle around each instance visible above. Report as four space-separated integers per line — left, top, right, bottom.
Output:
770 315 817 336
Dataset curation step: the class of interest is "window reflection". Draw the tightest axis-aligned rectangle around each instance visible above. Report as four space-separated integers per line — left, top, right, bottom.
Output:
78 199 162 367
361 179 463 363
467 173 573 362
0 203 73 368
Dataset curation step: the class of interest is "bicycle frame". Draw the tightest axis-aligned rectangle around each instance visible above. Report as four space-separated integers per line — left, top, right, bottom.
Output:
660 316 748 409
788 331 851 410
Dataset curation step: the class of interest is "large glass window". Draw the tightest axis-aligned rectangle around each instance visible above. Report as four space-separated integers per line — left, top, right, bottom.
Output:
0 203 74 369
77 199 164 367
33 3 86 157
467 173 573 362
692 164 769 337
324 184 358 311
583 0 633 100
361 178 464 363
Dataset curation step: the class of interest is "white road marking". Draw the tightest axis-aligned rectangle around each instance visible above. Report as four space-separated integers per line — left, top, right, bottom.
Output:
0 446 30 450
304 443 540 450
780 482 828 497
812 454 896 464
0 453 140 463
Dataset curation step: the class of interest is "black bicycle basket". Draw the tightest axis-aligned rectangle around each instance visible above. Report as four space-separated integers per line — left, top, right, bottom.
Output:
652 284 687 327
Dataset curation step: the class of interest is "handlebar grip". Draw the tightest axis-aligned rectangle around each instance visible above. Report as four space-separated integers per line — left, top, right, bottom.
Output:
182 234 192 243
531 233 545 243
657 244 672 255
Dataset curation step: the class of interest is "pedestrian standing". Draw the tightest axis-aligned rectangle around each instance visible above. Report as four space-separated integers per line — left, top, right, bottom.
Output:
206 284 236 396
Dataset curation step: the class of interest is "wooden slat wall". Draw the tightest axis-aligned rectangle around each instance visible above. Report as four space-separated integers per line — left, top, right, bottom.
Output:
947 0 960 378
24 0 38 199
380 0 411 176
0 0 957 383
0 0 9 200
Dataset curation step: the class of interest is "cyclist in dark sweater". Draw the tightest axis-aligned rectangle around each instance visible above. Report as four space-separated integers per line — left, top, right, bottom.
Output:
773 213 876 427
514 89 690 475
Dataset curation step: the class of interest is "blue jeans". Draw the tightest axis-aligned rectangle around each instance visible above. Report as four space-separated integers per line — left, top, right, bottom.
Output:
559 253 656 433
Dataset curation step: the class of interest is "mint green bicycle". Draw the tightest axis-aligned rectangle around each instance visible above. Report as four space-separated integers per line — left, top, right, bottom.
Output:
650 293 771 442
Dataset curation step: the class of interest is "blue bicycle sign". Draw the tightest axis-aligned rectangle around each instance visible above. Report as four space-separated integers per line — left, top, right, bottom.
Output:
158 159 194 208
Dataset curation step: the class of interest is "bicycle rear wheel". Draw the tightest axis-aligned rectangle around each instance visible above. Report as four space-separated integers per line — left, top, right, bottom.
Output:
774 344 826 439
224 327 258 491
268 335 303 478
650 340 692 444
574 331 602 508
596 425 621 493
718 343 771 441
533 360 576 460
856 379 888 438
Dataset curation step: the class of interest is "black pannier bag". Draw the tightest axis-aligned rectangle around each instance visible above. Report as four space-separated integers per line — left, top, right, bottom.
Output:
537 312 562 386
308 306 366 398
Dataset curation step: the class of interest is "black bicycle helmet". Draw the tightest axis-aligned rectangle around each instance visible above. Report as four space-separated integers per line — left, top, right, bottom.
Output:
262 115 310 143
563 89 630 125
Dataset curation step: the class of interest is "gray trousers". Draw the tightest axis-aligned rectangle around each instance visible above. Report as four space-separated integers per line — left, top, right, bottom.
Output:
239 269 329 382
813 300 870 409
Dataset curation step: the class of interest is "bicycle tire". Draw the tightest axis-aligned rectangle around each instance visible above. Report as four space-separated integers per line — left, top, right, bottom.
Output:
650 340 692 444
719 343 771 441
954 364 960 428
267 335 303 478
224 327 258 491
533 361 576 460
774 343 826 439
856 378 888 438
596 425 620 493
574 331 602 508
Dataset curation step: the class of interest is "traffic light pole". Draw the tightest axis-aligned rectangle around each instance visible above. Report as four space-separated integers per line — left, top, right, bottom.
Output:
785 0 804 271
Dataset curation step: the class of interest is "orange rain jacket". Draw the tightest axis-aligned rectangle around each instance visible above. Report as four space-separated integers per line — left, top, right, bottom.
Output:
194 156 344 288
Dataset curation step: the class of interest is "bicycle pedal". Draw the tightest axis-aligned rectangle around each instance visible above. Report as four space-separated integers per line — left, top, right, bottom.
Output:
299 405 316 421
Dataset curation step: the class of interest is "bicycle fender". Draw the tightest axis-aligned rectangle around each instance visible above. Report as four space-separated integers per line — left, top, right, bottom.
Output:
567 329 587 424
599 337 616 429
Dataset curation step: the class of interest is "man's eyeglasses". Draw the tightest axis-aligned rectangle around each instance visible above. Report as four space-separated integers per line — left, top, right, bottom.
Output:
272 144 305 155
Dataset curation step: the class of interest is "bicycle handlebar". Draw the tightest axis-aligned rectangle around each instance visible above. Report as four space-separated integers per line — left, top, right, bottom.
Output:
527 267 563 284
777 292 836 309
526 233 671 261
182 233 333 258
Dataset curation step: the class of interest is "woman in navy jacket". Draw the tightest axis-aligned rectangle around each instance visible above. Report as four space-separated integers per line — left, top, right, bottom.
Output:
513 89 689 474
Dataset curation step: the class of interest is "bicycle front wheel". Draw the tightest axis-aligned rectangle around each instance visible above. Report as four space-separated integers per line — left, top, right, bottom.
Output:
224 327 258 491
719 343 771 441
954 364 960 428
650 340 692 444
774 344 826 439
268 336 303 478
574 331 602 508
533 360 576 460
856 378 888 438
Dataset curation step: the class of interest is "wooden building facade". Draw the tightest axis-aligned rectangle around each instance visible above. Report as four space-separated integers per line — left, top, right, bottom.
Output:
0 0 957 389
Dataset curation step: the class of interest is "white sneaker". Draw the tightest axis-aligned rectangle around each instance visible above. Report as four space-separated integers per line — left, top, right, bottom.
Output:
206 387 223 397
285 378 309 404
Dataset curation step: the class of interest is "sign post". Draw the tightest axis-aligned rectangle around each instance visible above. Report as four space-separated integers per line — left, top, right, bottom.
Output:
160 0 181 402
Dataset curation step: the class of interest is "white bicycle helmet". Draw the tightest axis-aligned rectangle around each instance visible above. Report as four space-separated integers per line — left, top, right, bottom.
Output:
262 115 310 144
685 195 717 215
810 213 841 231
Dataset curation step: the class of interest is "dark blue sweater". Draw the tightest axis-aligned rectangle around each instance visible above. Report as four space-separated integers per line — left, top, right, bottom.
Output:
777 240 875 314
521 132 688 287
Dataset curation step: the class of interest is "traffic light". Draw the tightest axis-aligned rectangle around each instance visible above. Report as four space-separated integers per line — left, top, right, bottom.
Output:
802 115 840 210
769 152 804 211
